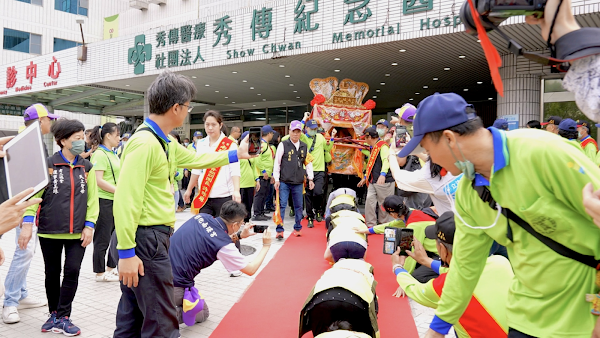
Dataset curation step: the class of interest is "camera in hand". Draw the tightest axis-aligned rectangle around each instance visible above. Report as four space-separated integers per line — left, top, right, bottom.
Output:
460 0 546 35
254 224 268 233
395 124 407 147
383 227 414 255
248 127 262 156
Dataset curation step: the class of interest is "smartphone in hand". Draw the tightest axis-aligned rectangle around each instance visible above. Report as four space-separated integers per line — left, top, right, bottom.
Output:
248 127 262 156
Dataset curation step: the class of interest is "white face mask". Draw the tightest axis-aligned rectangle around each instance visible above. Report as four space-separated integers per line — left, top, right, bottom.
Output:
443 175 503 230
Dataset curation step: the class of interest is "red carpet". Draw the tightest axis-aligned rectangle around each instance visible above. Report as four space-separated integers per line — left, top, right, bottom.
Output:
210 220 419 338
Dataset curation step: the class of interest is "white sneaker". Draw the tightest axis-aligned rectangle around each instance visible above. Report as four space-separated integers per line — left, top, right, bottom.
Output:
230 271 243 277
17 296 47 310
96 272 120 282
2 306 19 324
108 269 119 276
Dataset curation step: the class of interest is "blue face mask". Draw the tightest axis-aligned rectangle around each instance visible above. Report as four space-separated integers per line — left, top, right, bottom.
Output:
307 129 317 137
446 139 475 181
578 132 582 139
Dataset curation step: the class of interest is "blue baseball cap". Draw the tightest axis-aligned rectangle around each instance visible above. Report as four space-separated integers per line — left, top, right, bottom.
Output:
398 93 476 158
261 125 274 134
193 131 203 138
306 120 318 129
241 131 249 139
492 118 508 130
558 118 577 132
376 119 390 128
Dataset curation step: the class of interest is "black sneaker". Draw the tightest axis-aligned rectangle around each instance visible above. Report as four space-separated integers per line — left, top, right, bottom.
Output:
316 213 323 222
253 214 269 221
308 219 314 228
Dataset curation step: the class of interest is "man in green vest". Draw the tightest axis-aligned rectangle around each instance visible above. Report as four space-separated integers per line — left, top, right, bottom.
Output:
397 92 600 338
187 130 203 151
113 70 255 338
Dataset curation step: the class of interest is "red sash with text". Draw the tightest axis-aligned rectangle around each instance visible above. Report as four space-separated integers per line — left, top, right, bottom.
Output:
191 137 234 214
582 137 599 152
365 140 387 186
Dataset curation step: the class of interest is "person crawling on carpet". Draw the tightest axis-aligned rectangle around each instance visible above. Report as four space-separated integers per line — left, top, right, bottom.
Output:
324 210 369 263
324 190 360 233
355 195 440 283
299 258 379 338
168 201 272 326
313 321 371 338
391 212 512 338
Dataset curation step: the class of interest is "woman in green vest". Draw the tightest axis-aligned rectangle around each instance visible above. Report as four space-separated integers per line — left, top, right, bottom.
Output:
89 122 121 283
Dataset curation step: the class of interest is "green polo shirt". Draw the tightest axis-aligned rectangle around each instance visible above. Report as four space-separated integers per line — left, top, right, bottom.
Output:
114 119 237 259
257 141 275 176
240 157 259 188
90 145 120 200
282 133 333 172
433 128 600 338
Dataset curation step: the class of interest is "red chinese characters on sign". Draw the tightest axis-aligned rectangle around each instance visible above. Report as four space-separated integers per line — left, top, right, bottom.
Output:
48 57 61 79
25 61 37 85
6 67 17 89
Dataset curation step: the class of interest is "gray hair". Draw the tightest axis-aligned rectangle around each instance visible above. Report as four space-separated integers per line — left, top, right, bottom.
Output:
147 70 197 115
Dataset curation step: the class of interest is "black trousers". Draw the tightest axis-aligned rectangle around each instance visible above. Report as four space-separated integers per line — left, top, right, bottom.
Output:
199 196 232 217
412 265 439 283
253 178 270 216
305 171 326 220
93 198 118 273
508 328 537 338
240 187 255 222
114 226 179 338
39 237 86 318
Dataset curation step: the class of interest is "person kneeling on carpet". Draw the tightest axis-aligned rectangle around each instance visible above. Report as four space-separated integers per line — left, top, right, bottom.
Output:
325 191 361 233
299 259 379 338
313 321 372 338
356 195 440 283
324 210 368 263
168 201 272 326
391 212 513 338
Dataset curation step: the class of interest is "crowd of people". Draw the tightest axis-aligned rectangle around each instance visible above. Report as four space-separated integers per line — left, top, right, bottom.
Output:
0 0 598 337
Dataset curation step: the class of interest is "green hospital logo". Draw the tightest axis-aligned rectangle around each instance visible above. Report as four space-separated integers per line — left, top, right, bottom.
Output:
128 34 152 75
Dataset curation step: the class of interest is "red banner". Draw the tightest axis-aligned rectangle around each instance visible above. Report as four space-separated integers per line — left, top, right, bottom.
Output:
191 137 234 214
364 140 387 185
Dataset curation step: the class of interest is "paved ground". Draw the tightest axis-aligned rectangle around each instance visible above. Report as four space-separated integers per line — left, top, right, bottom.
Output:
0 209 453 338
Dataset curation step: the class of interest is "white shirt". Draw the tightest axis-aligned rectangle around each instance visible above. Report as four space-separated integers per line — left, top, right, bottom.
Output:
216 243 248 272
192 133 241 198
273 139 314 182
388 155 461 215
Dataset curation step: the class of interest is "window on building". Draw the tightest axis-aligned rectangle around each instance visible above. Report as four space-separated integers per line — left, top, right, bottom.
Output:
243 108 266 122
268 107 287 124
287 105 308 122
3 28 41 54
55 0 88 16
17 0 43 5
53 38 81 52
190 113 205 125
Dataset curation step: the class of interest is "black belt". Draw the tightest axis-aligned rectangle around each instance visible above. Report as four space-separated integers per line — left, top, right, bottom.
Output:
138 225 173 236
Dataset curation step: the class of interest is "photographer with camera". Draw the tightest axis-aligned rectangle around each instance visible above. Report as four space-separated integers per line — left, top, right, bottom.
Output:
168 201 271 326
391 212 512 338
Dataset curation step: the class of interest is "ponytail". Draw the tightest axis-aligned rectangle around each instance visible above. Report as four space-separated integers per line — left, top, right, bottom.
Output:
89 122 120 148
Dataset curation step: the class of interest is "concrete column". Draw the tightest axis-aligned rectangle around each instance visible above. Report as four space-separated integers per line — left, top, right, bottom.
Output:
496 54 542 127
143 92 149 119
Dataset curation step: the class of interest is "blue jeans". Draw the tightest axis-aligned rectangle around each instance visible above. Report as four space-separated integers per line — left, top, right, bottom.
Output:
4 225 38 307
279 182 304 232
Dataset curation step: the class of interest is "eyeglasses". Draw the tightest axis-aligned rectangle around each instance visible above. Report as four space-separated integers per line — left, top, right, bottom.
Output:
180 104 193 113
